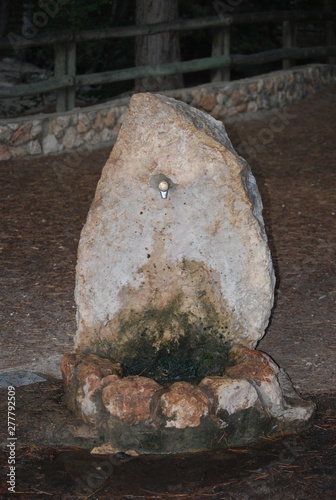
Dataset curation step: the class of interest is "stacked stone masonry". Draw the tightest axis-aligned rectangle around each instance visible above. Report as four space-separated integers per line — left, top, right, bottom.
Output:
61 346 315 453
0 64 335 161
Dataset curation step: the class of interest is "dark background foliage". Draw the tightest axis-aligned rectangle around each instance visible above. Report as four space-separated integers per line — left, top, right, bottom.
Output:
1 0 329 100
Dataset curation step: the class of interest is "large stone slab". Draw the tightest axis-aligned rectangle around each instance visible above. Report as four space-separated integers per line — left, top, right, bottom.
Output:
75 93 275 381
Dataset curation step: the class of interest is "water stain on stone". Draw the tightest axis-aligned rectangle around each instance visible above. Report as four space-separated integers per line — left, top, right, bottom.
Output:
78 259 240 382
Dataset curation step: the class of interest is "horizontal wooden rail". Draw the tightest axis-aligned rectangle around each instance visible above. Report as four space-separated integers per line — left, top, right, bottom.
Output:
75 55 231 87
1 46 335 99
232 45 336 66
0 10 335 50
0 75 73 98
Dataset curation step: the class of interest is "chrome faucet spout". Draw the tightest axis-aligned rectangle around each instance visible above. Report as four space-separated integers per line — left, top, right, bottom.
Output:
158 181 169 199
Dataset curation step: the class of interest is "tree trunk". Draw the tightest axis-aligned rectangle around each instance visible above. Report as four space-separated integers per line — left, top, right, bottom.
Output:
324 0 336 64
135 0 183 92
0 0 10 38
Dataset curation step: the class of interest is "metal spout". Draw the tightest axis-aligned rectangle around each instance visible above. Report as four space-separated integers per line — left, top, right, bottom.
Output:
158 181 169 199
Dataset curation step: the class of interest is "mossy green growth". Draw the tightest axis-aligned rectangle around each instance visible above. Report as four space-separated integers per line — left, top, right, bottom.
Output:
78 258 238 382
86 301 234 383
88 326 232 383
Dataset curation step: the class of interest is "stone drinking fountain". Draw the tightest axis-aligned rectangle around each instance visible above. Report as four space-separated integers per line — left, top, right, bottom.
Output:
61 93 315 454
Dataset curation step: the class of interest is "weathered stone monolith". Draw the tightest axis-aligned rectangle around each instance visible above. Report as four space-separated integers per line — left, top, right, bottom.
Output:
74 92 275 381
62 93 315 454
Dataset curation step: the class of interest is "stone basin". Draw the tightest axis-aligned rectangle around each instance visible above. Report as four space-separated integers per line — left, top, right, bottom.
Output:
61 345 314 454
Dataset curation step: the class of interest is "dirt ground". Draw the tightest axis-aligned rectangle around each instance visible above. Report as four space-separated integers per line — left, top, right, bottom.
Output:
0 84 335 498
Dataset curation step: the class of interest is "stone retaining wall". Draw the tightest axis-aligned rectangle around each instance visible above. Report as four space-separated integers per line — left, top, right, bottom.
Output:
0 63 335 161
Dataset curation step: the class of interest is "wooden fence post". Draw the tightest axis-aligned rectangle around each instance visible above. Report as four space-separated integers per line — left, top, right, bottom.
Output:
211 26 230 82
66 41 76 110
54 42 67 112
54 41 76 112
282 20 296 69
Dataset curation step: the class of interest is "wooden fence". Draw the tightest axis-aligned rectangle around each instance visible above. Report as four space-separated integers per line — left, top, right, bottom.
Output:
0 9 335 113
